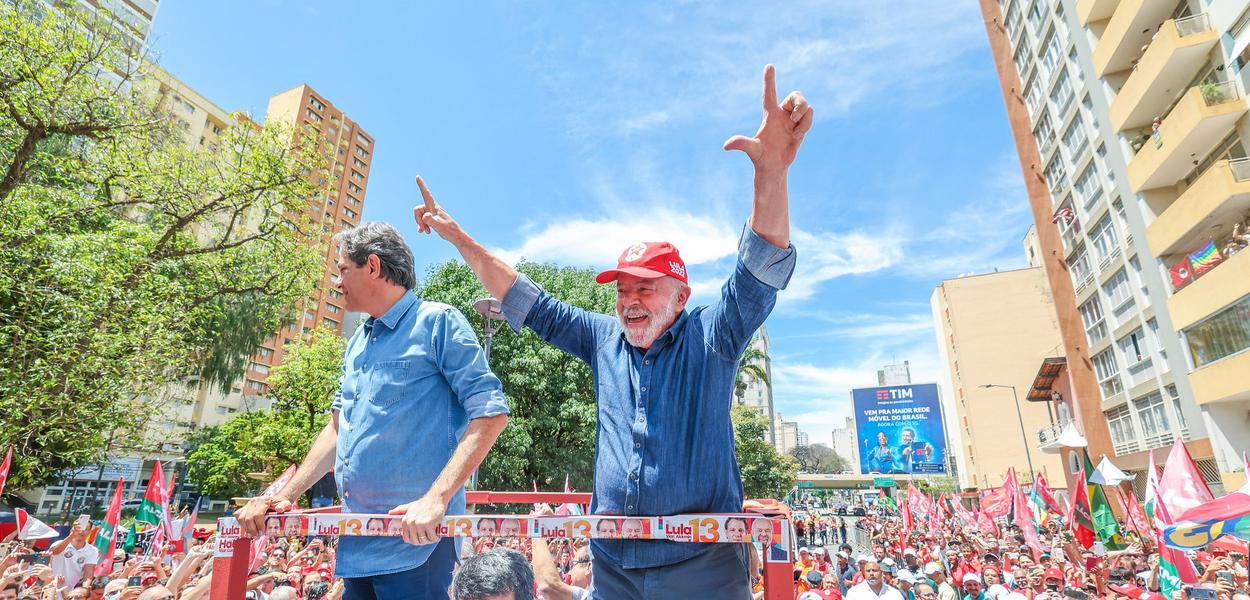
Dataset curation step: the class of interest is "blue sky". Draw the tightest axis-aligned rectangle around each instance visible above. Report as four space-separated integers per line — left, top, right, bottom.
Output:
150 1 1031 446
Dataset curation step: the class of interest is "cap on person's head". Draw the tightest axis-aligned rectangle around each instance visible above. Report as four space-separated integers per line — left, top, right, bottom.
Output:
963 574 982 585
595 242 688 285
904 548 918 557
814 548 827 556
924 562 943 576
984 552 1000 562
837 551 850 559
858 554 870 563
800 547 811 555
1108 583 1168 600
882 557 896 567
807 571 825 586
141 574 159 586
1044 568 1064 582
897 570 916 583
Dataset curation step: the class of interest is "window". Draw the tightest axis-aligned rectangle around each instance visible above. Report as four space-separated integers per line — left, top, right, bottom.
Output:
355 145 369 158
1079 297 1108 344
345 208 357 219
1133 392 1171 448
256 347 274 359
348 183 362 194
309 96 326 111
305 310 315 321
246 380 265 391
1013 35 1033 77
353 158 367 169
326 304 340 314
1044 155 1067 199
356 132 372 146
350 170 364 181
1062 114 1088 159
1184 293 1250 368
1050 70 1074 115
1005 2 1024 43
1105 405 1140 454
347 195 359 206
326 126 338 139
1034 111 1056 154
1027 1 1045 32
323 317 338 328
306 109 322 122
1118 328 1151 367
249 362 269 375
1103 269 1133 309
1088 216 1119 263
1068 247 1092 286
1167 385 1190 437
1092 349 1123 398
1148 318 1167 362
1026 78 1043 116
1040 31 1063 77
212 125 223 135
329 289 342 299
1074 163 1102 211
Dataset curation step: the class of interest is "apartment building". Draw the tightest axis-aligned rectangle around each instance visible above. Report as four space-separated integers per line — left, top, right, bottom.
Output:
979 0 1244 491
738 325 777 444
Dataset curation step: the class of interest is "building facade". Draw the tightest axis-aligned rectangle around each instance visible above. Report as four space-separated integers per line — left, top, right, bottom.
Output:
931 268 1071 490
979 0 1238 491
877 361 913 386
831 417 860 474
738 325 777 444
775 415 800 456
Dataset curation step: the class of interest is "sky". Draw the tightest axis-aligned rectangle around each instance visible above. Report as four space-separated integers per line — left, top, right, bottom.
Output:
148 1 1032 447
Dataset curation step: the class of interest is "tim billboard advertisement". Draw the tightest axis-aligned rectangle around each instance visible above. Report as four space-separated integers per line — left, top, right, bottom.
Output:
852 383 947 475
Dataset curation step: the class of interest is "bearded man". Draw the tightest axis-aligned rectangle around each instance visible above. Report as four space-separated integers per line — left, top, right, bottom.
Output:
414 64 812 600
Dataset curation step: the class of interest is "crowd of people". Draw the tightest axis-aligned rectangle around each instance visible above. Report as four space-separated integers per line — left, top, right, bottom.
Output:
785 510 1249 600
793 514 852 548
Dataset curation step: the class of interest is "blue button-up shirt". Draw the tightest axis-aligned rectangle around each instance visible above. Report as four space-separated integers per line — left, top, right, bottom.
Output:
330 292 509 578
501 226 795 568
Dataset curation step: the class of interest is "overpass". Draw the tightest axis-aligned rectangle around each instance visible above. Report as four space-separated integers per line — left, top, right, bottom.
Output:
794 473 913 491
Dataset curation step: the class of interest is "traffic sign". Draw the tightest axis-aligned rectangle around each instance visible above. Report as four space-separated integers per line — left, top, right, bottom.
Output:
797 482 815 488
872 477 894 487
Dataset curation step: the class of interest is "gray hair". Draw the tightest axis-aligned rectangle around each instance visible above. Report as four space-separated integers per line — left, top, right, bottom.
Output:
452 548 534 600
334 222 416 290
268 588 298 600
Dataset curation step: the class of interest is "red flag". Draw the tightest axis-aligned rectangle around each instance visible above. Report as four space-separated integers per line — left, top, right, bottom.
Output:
0 445 12 497
953 495 975 523
903 489 914 530
1115 487 1151 538
1013 484 1045 559
1068 467 1097 549
92 478 125 576
981 485 1012 518
907 484 931 526
1169 258 1193 289
976 511 998 536
1034 472 1062 515
1150 458 1201 585
1159 439 1214 519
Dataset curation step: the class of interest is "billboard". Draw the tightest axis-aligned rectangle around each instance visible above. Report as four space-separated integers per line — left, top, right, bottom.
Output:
852 383 947 475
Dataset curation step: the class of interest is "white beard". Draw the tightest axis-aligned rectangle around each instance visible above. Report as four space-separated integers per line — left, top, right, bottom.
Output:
619 298 679 348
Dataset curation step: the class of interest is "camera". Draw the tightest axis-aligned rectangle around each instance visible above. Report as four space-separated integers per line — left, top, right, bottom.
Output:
127 576 143 587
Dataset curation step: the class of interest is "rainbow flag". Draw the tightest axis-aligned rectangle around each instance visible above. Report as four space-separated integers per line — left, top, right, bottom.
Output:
1188 240 1223 276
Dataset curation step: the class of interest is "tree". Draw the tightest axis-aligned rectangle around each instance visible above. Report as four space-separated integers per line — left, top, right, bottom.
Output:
789 443 849 474
186 328 345 499
416 261 614 494
0 3 329 489
731 404 797 500
733 342 769 404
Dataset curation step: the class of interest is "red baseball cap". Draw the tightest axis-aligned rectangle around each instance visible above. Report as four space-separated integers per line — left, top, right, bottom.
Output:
1108 583 1166 600
595 242 688 285
1044 568 1064 581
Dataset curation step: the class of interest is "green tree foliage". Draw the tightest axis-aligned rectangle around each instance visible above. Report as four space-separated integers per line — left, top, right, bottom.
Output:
186 329 345 499
731 404 797 500
733 342 769 403
0 3 328 489
789 444 849 474
416 261 612 494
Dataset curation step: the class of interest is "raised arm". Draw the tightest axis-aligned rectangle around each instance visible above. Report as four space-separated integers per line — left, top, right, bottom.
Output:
723 64 813 250
413 176 517 300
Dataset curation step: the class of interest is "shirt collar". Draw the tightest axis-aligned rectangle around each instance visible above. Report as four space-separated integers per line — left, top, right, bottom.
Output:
367 291 418 331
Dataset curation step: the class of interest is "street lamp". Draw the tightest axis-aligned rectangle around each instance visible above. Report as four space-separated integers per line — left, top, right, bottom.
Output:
470 298 505 490
979 384 1036 480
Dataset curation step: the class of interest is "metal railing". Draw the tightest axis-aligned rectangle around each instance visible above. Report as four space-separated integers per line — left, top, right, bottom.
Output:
1200 80 1240 106
1174 13 1211 37
1037 418 1077 445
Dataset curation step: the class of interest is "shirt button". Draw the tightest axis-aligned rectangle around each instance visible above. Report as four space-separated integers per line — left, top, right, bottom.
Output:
640 386 647 392
644 360 651 365
637 416 644 423
634 442 641 449
629 472 638 481
627 505 634 511
362 362 368 369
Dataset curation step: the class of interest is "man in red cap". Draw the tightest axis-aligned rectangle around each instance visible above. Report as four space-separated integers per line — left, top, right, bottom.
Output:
413 64 812 600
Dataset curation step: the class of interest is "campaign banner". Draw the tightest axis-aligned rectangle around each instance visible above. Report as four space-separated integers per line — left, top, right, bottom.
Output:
852 383 947 475
215 513 787 558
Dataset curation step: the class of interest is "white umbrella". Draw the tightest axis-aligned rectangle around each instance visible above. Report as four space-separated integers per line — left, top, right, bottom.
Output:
1089 456 1135 486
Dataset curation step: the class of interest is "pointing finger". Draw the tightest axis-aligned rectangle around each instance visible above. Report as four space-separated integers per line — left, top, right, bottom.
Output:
416 175 436 208
762 64 778 110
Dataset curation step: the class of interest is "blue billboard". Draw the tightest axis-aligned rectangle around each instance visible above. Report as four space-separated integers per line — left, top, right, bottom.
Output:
852 383 947 475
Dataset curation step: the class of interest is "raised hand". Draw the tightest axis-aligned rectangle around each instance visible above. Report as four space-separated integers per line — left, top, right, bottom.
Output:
723 64 814 174
413 176 462 241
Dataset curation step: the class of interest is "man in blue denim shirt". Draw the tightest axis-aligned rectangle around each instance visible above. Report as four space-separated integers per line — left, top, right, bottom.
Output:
414 65 812 599
236 223 510 600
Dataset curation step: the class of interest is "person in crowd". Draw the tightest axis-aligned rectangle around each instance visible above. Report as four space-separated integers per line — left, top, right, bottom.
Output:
412 64 811 600
234 221 511 599
452 548 534 600
847 560 905 600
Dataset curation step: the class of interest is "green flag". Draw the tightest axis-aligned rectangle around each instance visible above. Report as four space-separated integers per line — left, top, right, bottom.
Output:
1082 450 1125 549
134 462 168 531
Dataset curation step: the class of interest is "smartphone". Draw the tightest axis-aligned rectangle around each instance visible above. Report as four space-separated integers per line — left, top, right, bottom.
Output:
1217 572 1235 586
127 576 143 587
22 553 49 565
1064 589 1090 600
1186 587 1219 600
76 514 90 529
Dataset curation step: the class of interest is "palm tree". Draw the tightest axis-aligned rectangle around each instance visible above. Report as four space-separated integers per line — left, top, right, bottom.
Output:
734 344 770 404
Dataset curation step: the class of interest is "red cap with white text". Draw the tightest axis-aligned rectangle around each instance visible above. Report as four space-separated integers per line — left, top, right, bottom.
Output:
595 242 688 284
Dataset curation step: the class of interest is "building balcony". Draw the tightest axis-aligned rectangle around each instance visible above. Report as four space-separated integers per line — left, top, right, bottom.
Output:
1126 83 1247 193
1092 0 1184 77
1077 0 1119 26
1147 159 1250 258
1189 349 1250 406
1168 241 1250 330
1109 15 1218 133
1038 419 1088 454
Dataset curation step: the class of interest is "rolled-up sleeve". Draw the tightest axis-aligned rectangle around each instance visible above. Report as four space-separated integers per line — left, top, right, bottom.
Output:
738 225 796 289
433 308 510 420
500 273 542 334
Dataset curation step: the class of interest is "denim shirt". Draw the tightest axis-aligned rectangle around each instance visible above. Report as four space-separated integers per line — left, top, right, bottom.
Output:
501 225 795 568
330 292 509 578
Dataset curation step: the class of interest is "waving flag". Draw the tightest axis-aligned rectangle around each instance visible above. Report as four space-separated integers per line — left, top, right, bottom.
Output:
1115 486 1151 538
1188 240 1223 276
1068 467 1096 549
1159 439 1214 518
976 511 998 536
1082 451 1125 549
1162 452 1250 549
980 485 1012 518
1034 472 1062 515
135 462 170 533
15 509 58 540
0 445 12 497
1151 447 1201 597
93 478 125 575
